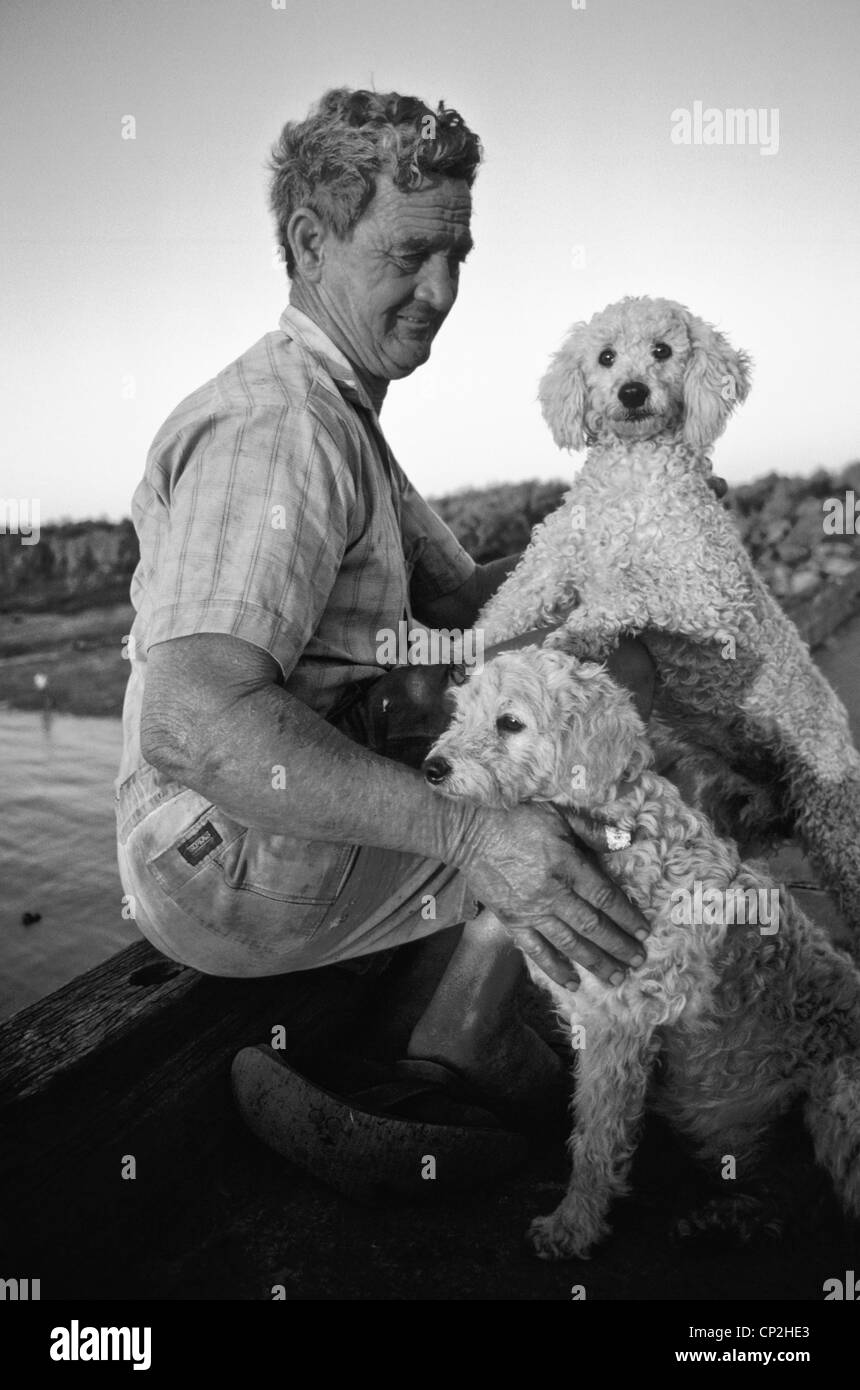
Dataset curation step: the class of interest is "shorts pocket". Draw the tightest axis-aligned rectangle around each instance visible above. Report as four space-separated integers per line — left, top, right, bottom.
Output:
145 799 248 907
219 828 359 907
144 794 359 940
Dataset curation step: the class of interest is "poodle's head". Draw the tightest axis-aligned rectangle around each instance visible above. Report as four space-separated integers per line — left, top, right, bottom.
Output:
422 646 652 811
538 296 752 452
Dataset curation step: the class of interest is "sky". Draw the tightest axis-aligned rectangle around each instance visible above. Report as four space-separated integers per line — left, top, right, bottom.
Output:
2 0 859 522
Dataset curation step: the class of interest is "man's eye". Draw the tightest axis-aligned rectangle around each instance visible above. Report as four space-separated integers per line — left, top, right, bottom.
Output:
598 348 616 367
652 342 672 360
394 255 424 273
496 714 525 734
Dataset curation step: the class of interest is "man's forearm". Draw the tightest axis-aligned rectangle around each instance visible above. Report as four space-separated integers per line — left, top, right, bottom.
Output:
472 553 521 612
413 553 521 629
159 681 476 865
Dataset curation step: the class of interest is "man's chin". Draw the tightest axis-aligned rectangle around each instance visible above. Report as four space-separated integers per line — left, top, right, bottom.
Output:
384 338 434 377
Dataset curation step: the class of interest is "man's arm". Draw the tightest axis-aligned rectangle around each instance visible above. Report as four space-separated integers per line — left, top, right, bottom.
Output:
140 631 649 987
413 553 521 628
414 551 655 721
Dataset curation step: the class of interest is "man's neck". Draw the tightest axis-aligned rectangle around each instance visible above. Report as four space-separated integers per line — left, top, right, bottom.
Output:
289 284 389 414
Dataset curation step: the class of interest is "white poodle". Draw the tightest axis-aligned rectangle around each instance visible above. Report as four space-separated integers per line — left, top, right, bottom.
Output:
425 647 860 1260
478 296 860 928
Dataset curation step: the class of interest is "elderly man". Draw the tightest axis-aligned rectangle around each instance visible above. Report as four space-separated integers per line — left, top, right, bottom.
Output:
116 88 652 1186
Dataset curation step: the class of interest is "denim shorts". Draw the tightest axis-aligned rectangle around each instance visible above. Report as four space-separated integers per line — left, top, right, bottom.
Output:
115 664 478 977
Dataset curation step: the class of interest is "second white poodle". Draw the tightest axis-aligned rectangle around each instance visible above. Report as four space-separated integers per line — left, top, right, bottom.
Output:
425 648 860 1260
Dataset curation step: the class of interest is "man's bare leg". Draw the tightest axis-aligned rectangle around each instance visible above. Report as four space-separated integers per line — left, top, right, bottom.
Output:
406 908 567 1119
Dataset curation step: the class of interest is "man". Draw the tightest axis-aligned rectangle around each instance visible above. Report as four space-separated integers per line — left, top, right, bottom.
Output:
116 88 652 1183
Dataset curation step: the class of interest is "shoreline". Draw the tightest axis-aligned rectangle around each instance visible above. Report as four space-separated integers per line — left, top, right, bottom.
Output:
3 571 860 721
0 602 133 718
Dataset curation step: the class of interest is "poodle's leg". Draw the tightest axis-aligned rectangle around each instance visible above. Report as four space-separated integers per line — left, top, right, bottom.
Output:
477 503 584 644
793 772 860 933
804 1054 860 1218
527 1016 660 1261
543 607 629 665
672 1120 786 1249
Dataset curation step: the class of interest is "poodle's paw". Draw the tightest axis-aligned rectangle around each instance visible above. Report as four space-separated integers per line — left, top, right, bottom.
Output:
544 628 607 663
527 1203 609 1262
672 1193 783 1251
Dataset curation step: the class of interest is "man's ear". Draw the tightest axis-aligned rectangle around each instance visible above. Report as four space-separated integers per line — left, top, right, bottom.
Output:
538 326 590 450
287 207 328 282
682 310 753 449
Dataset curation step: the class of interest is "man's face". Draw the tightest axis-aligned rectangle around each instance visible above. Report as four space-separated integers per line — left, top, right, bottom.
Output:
315 174 473 381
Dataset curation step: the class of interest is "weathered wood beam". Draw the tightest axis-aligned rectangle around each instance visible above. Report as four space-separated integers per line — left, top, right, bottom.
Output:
0 940 372 1264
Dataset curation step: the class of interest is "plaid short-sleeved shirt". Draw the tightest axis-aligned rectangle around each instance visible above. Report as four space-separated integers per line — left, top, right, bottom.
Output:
117 305 476 787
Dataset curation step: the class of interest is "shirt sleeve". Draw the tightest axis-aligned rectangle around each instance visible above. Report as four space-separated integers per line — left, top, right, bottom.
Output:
143 399 353 681
391 461 476 605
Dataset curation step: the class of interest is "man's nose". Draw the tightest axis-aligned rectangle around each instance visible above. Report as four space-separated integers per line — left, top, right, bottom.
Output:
422 755 451 785
618 381 650 409
414 256 457 315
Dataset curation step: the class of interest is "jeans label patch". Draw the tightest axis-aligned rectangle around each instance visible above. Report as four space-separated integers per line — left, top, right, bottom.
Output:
177 821 223 866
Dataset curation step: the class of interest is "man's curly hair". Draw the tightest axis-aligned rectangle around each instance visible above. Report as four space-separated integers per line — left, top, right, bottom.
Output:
268 87 483 276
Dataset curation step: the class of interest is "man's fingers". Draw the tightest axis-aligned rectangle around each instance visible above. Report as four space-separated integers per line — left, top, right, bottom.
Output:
517 917 633 989
571 858 650 944
513 927 581 990
560 809 628 855
551 827 650 942
552 872 649 963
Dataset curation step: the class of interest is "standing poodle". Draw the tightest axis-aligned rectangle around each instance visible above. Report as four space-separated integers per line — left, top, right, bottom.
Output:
424 647 860 1260
478 297 860 928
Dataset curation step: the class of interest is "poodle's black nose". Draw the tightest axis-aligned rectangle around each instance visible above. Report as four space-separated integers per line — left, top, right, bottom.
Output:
618 381 650 409
422 756 451 785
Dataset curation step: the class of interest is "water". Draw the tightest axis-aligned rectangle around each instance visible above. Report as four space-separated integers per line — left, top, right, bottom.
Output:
1 707 137 1021
0 614 858 1023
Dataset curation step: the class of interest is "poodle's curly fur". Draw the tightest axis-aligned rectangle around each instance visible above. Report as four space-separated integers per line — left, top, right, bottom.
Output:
427 647 860 1260
477 296 860 928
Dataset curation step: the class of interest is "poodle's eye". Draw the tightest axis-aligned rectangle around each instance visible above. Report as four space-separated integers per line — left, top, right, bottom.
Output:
652 342 672 361
496 714 525 734
598 348 616 367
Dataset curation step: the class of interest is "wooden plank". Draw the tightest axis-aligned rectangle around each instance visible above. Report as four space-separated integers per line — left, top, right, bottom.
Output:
0 941 193 1102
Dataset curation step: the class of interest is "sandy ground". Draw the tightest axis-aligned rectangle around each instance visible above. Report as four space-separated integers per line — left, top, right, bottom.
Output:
0 603 134 716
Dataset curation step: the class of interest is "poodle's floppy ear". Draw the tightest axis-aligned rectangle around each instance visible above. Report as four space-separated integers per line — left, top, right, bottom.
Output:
544 655 653 799
681 311 753 449
538 325 590 451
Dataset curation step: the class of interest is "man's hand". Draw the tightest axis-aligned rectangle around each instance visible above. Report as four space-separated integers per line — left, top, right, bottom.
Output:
448 801 649 990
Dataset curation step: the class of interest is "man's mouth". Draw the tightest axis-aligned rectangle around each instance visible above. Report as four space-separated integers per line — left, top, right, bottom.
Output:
396 313 436 332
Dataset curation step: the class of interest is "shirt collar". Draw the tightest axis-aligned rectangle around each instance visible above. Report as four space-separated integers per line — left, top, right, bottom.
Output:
279 304 376 413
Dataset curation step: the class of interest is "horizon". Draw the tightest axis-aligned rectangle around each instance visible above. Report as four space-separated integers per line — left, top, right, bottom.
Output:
8 455 860 537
